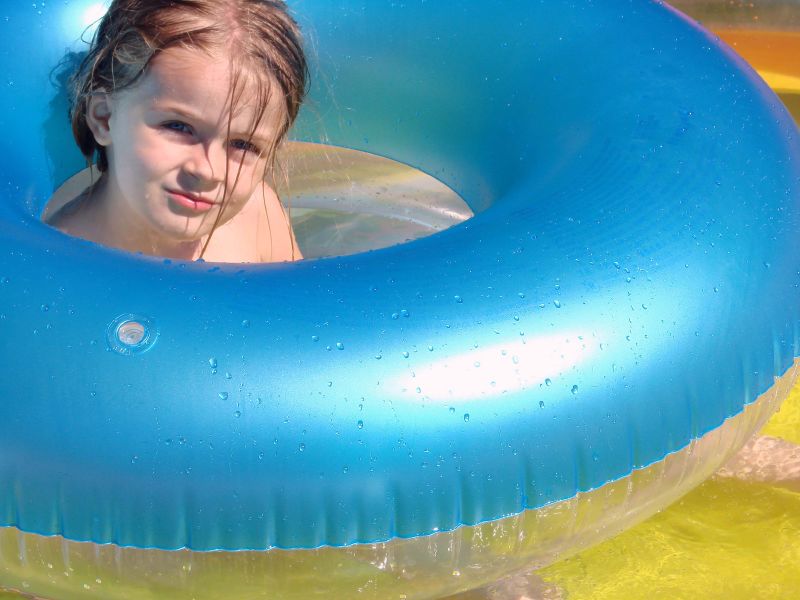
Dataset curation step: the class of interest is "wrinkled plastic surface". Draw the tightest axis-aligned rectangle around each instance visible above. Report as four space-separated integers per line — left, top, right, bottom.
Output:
0 0 799 555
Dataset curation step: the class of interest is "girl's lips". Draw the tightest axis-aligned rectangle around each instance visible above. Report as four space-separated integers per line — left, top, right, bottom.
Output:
166 190 216 214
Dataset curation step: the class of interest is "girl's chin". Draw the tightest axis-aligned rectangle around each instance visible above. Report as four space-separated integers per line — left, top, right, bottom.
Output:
144 211 218 242
143 223 212 247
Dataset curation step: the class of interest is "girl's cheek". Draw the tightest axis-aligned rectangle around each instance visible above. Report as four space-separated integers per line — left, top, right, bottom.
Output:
133 134 168 170
227 163 260 193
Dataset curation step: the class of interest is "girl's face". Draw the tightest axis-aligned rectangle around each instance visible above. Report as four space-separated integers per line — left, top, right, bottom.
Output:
89 46 286 245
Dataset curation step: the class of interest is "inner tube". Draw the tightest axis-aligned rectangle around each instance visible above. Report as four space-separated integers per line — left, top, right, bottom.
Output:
2 1 800 598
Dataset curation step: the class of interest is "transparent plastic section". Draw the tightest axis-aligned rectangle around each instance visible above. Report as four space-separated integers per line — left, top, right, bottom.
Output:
280 142 473 259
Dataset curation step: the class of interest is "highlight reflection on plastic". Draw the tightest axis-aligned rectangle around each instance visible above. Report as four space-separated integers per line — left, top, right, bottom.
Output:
0 0 799 598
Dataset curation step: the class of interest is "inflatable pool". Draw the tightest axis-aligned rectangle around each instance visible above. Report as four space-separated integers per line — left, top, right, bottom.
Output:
1 0 800 598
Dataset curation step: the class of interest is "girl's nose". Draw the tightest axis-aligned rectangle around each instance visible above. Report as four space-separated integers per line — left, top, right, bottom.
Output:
184 143 225 186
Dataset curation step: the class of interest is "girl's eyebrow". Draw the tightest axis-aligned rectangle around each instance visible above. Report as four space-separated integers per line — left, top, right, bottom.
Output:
150 102 201 121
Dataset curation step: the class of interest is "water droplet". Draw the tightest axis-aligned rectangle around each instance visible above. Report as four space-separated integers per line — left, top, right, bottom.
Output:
513 315 520 322
241 319 251 328
357 420 364 429
571 385 579 394
336 342 344 350
219 392 229 400
553 300 562 308
311 335 319 342
449 406 456 413
713 287 719 293
454 295 463 303
374 353 382 360
225 372 232 380
545 378 552 386
401 309 410 318
342 466 349 474
391 312 400 320
298 442 306 452
512 355 520 364
613 261 621 269
539 400 545 408
208 357 218 368
402 351 410 358
463 413 470 422
641 304 648 310
233 410 241 418
40 304 49 312
428 345 434 352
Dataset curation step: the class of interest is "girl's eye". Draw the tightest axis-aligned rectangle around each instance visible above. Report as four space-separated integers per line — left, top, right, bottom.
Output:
229 139 262 155
162 121 192 135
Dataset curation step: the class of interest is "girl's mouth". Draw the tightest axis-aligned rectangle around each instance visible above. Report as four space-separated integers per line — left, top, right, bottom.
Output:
166 190 216 214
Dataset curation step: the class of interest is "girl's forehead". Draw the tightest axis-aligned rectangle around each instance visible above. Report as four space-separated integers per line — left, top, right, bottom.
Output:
135 46 285 133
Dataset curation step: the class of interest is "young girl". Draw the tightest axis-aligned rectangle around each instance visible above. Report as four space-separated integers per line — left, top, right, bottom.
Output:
46 0 307 263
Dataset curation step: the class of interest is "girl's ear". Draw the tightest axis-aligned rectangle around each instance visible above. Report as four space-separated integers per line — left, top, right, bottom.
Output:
86 93 113 146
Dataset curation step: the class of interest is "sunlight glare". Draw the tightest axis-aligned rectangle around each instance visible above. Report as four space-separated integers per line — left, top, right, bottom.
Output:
82 3 109 28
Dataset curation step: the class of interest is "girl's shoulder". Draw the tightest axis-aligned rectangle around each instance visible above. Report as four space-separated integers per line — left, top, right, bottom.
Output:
201 185 301 263
42 168 96 227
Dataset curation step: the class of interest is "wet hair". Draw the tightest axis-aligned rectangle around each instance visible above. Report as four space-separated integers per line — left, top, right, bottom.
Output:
70 0 308 255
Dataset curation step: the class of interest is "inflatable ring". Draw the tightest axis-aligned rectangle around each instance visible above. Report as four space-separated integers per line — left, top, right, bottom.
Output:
2 1 800 598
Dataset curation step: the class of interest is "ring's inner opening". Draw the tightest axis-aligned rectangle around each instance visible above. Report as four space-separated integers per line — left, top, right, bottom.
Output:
43 141 473 261
278 142 472 258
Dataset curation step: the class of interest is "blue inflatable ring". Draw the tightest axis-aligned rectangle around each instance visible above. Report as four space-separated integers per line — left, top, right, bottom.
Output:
1 1 799 598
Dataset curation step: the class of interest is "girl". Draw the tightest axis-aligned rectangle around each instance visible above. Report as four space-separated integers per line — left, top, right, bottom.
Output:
46 0 307 263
